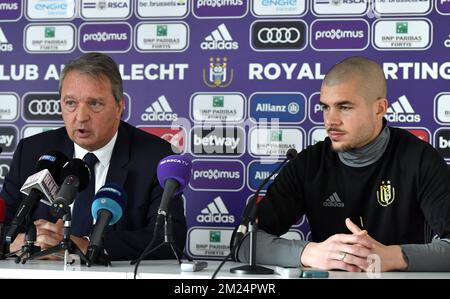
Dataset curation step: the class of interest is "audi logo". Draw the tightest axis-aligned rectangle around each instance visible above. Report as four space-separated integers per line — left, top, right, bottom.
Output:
257 27 301 44
0 164 10 180
28 100 61 116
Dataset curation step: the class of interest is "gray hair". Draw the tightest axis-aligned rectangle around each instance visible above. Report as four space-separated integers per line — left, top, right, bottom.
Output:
59 52 123 103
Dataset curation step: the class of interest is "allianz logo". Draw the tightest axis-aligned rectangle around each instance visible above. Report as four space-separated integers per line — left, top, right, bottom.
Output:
141 95 178 121
385 95 421 123
255 102 299 114
83 32 128 43
196 196 235 224
193 169 240 180
315 29 364 40
201 23 238 50
254 171 279 180
0 27 13 52
197 0 244 8
0 134 14 147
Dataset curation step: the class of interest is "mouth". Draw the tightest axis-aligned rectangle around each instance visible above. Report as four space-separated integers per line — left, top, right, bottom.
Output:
327 129 345 141
75 128 91 138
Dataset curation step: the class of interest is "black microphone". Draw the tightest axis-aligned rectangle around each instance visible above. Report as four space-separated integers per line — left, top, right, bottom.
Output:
50 159 91 219
87 183 127 265
0 146 2 154
230 148 298 261
6 151 68 244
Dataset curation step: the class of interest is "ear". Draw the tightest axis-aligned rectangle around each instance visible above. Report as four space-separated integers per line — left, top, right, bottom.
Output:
375 97 388 119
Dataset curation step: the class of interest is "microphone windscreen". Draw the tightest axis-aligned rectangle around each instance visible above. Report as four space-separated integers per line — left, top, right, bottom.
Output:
35 151 69 185
60 159 91 191
92 183 127 225
286 148 298 160
0 197 5 222
157 155 192 194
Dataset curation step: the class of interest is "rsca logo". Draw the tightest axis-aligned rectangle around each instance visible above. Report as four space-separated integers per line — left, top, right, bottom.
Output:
196 196 235 224
141 95 178 122
0 27 13 52
201 23 238 50
386 95 421 123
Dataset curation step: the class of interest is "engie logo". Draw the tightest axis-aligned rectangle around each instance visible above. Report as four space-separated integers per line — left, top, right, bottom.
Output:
22 93 62 122
249 92 306 124
141 95 178 122
247 160 284 191
196 196 235 224
0 157 12 186
191 126 245 156
26 0 76 20
201 23 238 50
79 22 131 53
434 129 450 161
0 27 13 52
251 20 307 51
0 125 18 153
190 159 245 191
386 95 421 123
252 0 307 16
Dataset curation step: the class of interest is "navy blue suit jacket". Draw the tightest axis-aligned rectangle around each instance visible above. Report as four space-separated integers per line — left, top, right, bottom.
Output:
1 121 187 260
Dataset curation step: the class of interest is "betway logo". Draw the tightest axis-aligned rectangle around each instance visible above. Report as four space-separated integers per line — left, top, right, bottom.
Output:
141 95 178 121
386 95 421 123
193 135 240 149
201 23 238 50
197 196 235 223
0 27 13 52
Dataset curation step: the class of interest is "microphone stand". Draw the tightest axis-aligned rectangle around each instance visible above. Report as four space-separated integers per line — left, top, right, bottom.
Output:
229 149 298 275
22 211 90 266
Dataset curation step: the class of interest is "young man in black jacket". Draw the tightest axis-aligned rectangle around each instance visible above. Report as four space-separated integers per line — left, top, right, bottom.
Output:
238 56 450 272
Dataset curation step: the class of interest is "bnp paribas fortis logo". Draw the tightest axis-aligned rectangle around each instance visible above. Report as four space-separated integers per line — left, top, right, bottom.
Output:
396 22 408 34
213 96 224 107
376 181 395 207
210 231 221 243
203 57 234 88
271 130 283 142
157 25 167 37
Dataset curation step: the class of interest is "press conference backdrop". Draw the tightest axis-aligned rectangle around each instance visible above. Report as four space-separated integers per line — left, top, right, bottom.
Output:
0 0 449 260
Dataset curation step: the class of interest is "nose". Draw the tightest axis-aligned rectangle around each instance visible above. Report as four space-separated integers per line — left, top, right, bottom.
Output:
324 107 341 127
75 102 90 122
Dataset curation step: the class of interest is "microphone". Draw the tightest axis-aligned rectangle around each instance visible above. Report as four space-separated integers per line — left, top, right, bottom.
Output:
0 146 2 154
230 148 298 261
156 155 192 218
50 159 91 218
0 198 5 259
6 151 68 244
87 183 127 264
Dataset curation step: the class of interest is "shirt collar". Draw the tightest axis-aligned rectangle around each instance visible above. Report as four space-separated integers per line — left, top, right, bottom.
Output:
73 132 118 168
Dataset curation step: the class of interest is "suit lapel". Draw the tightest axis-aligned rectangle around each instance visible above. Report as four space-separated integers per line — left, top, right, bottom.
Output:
106 122 130 186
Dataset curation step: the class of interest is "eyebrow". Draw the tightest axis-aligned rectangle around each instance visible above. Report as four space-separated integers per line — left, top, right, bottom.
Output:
319 100 355 106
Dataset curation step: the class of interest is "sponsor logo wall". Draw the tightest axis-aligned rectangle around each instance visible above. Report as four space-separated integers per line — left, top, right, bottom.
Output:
0 0 449 259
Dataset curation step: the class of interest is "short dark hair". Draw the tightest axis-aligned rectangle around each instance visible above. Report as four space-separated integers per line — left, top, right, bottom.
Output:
59 52 123 103
323 56 387 101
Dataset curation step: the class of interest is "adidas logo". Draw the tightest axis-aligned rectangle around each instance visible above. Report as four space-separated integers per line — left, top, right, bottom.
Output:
141 95 178 122
196 196 235 223
323 192 344 208
0 27 13 52
385 95 421 123
200 24 239 50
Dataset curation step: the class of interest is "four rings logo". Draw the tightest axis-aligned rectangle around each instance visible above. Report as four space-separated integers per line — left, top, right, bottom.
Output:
23 93 63 122
251 20 307 51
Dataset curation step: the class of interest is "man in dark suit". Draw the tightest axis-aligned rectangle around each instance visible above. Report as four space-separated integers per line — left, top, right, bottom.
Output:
1 52 187 261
